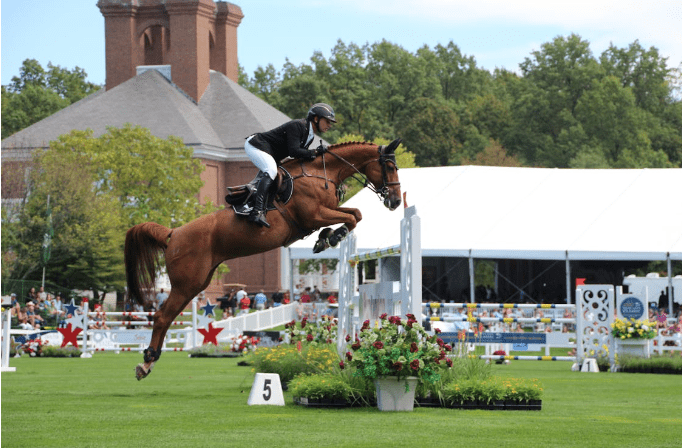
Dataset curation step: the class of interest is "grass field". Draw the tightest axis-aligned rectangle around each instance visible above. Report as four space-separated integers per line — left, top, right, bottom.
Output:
2 352 680 448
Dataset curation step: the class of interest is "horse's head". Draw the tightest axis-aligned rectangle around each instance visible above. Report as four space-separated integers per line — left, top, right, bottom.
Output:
366 139 402 211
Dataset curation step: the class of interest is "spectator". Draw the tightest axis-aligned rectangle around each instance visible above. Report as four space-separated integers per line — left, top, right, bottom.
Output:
25 302 44 329
294 298 305 321
312 286 321 301
155 288 169 310
293 283 302 301
236 287 250 316
300 287 311 303
90 308 110 330
10 293 20 316
271 291 283 308
38 286 47 301
217 290 234 319
16 307 34 330
254 289 268 311
282 291 291 305
327 292 337 304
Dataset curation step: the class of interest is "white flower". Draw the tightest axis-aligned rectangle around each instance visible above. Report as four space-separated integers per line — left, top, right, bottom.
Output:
642 325 649 331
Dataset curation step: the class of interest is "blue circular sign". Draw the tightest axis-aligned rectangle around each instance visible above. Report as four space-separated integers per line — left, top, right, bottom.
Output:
620 297 644 319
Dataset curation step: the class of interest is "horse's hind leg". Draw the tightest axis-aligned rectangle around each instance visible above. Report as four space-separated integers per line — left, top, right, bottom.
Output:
136 290 191 380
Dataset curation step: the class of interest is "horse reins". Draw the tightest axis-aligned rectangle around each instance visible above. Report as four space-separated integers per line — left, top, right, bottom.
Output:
296 146 400 204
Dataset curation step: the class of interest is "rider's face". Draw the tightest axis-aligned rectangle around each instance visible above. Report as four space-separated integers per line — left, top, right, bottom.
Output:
315 117 333 134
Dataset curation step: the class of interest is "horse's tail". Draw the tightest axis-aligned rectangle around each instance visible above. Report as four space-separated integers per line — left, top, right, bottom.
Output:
124 222 171 307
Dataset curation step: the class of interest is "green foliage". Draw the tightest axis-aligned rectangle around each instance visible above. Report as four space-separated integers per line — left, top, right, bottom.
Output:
239 35 682 169
5 148 125 290
248 344 339 384
2 125 210 293
2 59 100 136
289 373 353 401
49 125 206 228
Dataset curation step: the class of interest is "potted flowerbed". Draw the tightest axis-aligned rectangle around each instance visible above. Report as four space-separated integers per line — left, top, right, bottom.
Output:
289 374 353 407
611 317 657 358
345 313 453 411
442 376 544 411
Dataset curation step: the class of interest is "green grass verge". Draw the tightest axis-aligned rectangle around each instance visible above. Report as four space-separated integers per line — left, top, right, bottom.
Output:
2 352 679 448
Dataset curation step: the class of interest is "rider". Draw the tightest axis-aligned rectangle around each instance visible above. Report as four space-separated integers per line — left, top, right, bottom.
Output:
244 103 336 227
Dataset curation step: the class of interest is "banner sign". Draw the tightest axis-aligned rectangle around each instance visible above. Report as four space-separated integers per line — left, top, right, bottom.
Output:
440 332 547 345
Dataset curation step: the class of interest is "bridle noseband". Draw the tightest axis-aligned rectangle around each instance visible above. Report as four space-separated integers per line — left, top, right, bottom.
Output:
327 146 400 204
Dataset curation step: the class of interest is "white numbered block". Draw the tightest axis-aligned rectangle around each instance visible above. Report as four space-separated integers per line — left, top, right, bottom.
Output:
248 373 284 406
580 358 599 373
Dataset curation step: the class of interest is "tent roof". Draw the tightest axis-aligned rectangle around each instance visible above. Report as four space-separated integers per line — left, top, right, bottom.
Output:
289 166 682 261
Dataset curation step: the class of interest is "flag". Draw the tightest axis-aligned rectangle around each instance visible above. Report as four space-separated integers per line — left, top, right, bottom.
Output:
42 196 53 266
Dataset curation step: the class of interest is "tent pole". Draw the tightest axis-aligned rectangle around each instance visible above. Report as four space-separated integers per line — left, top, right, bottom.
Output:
667 253 673 316
469 250 475 303
565 251 571 304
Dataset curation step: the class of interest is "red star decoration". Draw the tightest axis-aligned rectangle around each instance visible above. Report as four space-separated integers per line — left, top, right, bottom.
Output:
58 323 83 348
197 323 223 346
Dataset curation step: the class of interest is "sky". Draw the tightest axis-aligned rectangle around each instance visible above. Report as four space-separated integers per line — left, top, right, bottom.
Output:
1 0 681 87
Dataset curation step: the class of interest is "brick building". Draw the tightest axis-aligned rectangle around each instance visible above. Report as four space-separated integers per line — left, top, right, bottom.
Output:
1 0 304 300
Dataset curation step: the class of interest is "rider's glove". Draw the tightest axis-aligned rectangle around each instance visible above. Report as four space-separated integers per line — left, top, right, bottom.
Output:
315 144 328 156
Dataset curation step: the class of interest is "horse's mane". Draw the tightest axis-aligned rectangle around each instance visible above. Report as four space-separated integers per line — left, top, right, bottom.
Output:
327 141 376 151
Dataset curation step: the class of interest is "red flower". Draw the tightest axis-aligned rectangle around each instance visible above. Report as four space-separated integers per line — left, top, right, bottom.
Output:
437 338 444 347
346 351 353 361
345 334 351 342
434 327 442 334
406 313 416 320
362 320 370 330
393 361 403 371
439 350 446 360
446 358 453 368
389 316 402 325
405 319 414 329
379 313 388 319
372 341 384 350
301 318 307 329
410 359 420 371
444 344 452 351
351 342 361 351
306 334 313 341
339 361 345 370
410 342 419 353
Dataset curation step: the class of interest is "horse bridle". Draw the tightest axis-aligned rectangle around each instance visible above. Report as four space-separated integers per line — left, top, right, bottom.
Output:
326 146 400 205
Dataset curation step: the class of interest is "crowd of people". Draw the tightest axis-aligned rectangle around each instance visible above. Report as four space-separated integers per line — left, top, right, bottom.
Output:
8 287 67 330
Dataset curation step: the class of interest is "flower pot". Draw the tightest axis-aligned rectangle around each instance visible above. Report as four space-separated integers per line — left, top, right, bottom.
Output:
616 339 651 358
374 376 419 411
528 399 542 411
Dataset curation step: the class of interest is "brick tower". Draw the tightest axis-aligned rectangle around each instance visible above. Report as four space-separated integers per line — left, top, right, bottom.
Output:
97 0 243 102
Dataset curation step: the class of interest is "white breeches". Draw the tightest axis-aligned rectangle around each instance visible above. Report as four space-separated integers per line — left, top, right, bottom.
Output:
245 137 277 180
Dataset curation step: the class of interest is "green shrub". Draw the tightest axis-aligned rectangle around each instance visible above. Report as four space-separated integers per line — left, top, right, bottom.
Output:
289 374 352 401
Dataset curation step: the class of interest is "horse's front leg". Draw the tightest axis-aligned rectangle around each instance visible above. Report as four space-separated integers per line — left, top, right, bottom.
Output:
311 207 361 253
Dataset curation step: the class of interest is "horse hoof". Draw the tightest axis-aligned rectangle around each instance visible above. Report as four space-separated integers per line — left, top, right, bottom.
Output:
313 238 329 254
135 364 150 381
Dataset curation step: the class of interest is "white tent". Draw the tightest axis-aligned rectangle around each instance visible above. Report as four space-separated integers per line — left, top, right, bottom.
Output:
290 166 682 261
287 166 682 308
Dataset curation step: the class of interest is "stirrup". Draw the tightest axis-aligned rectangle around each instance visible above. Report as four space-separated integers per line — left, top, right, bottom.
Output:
248 210 270 228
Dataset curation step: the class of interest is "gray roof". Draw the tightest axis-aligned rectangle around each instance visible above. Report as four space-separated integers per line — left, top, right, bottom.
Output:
2 69 293 163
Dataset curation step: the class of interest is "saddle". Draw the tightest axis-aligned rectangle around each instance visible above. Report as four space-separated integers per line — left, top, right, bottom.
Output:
225 167 294 216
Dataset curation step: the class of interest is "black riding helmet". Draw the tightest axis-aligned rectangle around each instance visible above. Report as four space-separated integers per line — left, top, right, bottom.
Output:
307 103 337 123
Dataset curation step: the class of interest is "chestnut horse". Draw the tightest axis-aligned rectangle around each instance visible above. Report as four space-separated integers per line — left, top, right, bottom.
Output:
125 139 402 380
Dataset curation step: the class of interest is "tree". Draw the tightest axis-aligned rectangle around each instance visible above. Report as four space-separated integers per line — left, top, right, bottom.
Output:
460 140 522 167
2 59 100 136
397 97 461 167
5 148 126 294
49 125 206 229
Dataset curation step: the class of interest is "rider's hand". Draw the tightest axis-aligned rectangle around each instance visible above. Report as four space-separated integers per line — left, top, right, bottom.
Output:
315 144 327 156
306 150 317 160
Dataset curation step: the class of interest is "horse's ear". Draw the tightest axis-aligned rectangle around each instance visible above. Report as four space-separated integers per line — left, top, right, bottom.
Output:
384 138 401 154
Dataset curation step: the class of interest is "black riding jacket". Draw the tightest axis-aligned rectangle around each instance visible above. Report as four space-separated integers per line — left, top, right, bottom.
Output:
248 118 315 163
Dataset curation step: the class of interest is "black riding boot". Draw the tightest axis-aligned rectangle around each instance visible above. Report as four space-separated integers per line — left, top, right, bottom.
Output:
248 174 274 228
